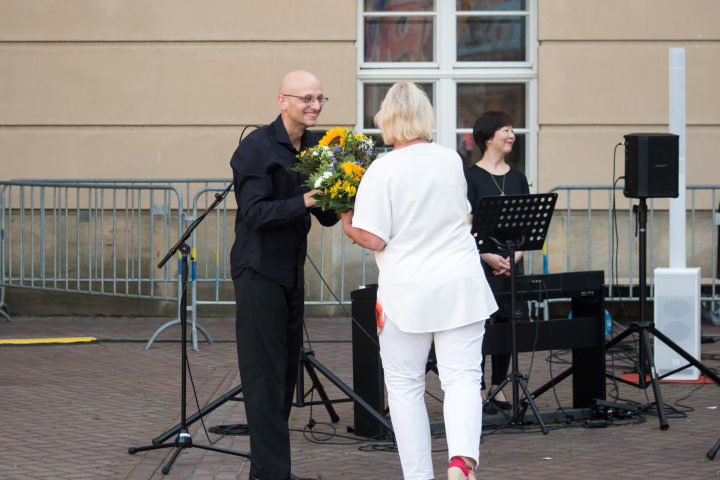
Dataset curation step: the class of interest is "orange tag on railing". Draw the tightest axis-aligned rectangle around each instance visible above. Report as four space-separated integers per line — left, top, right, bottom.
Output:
375 299 384 334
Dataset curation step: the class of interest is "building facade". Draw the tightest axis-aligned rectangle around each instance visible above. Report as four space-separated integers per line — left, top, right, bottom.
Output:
1 0 717 191
1 1 719 316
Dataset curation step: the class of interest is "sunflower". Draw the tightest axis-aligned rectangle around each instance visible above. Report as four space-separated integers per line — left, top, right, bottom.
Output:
289 126 377 215
318 127 347 148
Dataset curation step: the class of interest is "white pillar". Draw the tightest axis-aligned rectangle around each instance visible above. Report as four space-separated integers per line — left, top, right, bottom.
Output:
668 48 686 268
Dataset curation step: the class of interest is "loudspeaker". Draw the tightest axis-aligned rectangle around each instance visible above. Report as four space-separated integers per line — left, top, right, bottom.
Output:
623 133 679 198
350 285 390 439
653 268 701 381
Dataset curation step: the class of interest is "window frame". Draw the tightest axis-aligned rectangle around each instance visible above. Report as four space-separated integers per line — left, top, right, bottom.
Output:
356 0 538 190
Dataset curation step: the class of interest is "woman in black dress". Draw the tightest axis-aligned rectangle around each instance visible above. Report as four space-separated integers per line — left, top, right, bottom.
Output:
465 111 530 412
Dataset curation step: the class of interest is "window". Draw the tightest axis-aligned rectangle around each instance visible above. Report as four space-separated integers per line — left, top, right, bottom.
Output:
362 82 435 149
456 0 528 63
456 82 526 172
364 0 435 64
357 0 537 188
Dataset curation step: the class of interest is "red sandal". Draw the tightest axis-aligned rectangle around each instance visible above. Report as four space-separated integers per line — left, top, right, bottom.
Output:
448 458 475 480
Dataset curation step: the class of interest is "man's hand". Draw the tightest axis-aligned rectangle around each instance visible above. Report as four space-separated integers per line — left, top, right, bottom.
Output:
304 189 322 208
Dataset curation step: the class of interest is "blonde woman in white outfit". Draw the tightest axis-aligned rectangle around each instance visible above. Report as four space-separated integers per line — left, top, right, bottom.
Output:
340 81 497 480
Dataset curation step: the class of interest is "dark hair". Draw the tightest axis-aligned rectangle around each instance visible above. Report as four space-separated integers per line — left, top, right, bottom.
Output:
472 111 514 156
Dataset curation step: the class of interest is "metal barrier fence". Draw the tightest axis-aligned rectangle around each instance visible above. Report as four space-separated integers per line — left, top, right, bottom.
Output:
11 178 230 217
0 179 184 319
3 179 719 346
0 178 374 348
184 185 374 350
540 184 720 322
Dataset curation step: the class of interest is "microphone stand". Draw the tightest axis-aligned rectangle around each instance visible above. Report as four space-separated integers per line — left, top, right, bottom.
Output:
129 182 251 475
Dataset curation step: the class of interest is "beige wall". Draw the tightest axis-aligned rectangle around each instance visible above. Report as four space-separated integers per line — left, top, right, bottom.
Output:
537 0 720 195
0 0 357 180
0 1 356 41
2 1 718 316
3 0 717 189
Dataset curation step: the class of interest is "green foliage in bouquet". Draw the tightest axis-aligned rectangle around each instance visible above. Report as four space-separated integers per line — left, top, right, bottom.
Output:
290 127 378 215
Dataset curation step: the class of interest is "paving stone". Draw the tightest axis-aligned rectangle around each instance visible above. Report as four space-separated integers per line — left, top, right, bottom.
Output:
1 316 719 479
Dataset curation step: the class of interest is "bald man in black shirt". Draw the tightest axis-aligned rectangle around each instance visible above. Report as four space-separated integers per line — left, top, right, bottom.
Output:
230 70 338 480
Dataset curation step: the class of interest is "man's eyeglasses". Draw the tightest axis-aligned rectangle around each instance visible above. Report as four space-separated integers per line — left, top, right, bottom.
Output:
283 94 329 107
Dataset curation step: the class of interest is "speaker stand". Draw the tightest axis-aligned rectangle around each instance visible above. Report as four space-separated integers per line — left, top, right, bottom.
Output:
606 198 720 430
297 347 394 434
708 437 720 460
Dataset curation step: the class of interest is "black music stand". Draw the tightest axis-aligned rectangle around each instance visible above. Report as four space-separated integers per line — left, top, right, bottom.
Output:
472 193 557 433
128 183 252 474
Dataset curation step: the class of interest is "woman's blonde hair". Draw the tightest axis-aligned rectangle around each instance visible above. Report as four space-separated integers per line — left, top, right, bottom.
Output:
374 81 435 146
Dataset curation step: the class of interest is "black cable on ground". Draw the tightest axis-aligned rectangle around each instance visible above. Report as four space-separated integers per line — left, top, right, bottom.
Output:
208 424 250 436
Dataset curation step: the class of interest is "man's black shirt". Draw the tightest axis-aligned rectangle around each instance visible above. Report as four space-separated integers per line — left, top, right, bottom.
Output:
230 115 338 289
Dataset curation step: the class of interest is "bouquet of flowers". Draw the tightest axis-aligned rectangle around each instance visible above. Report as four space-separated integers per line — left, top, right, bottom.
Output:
291 127 378 215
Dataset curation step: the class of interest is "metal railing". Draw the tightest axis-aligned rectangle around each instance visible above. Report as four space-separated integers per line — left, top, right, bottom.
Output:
182 185 374 349
11 178 230 217
0 180 184 317
540 184 719 305
3 179 719 346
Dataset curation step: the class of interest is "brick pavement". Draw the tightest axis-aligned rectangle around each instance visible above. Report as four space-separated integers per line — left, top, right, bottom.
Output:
1 315 719 479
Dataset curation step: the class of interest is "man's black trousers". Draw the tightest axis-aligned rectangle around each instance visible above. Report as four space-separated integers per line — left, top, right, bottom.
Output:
234 268 305 480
